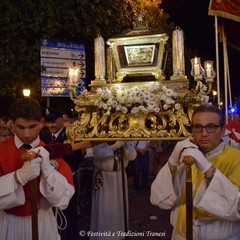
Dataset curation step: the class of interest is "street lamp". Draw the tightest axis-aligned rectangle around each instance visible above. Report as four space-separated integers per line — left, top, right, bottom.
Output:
23 88 31 97
212 90 217 105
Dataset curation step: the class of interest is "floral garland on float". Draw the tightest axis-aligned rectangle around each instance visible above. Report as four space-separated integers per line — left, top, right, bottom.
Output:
66 82 209 142
76 83 209 115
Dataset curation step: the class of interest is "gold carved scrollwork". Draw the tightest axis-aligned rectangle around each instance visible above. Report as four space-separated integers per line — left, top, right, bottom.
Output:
66 106 193 143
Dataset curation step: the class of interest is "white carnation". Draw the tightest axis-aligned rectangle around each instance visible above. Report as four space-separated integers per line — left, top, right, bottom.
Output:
174 103 181 110
131 107 139 114
121 107 128 114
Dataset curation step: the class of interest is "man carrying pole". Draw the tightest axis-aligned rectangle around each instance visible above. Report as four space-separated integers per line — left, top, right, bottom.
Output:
0 98 75 240
150 104 240 240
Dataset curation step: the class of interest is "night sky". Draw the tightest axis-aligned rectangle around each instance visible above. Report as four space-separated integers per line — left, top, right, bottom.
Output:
161 0 240 103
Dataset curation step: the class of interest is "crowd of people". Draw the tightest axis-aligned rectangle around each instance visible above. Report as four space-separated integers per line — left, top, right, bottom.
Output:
1 98 240 240
0 98 167 240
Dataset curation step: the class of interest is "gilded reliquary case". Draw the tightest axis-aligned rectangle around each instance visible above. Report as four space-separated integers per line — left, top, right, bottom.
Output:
107 32 169 82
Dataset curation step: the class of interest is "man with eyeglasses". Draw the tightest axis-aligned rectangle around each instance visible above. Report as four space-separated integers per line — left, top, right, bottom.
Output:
150 104 240 240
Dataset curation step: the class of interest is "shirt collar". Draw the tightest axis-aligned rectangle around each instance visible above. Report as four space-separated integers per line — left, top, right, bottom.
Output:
53 127 64 139
14 135 40 149
205 140 226 159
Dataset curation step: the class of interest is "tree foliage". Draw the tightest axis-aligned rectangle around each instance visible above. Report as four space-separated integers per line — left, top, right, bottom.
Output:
0 0 174 102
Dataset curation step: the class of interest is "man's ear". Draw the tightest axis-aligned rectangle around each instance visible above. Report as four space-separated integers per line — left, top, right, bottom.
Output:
220 126 227 137
11 121 16 135
39 117 45 129
60 117 65 125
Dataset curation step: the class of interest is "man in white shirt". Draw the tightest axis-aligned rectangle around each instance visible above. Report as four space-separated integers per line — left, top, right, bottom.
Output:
133 140 151 190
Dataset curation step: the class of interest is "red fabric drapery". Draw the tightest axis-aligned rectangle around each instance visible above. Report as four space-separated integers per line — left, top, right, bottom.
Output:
209 0 240 21
209 0 240 50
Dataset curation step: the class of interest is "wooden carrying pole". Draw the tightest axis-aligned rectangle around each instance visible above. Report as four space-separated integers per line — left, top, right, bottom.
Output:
186 165 193 240
22 151 39 240
214 16 221 107
31 178 39 240
119 148 128 237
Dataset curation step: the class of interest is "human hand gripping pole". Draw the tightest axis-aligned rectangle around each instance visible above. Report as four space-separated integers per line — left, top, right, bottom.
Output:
168 138 198 166
167 139 199 240
180 147 212 240
177 146 197 240
180 148 212 173
19 151 42 240
30 147 54 177
16 156 41 185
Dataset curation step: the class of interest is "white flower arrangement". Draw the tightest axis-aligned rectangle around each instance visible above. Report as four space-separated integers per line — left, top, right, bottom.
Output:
79 82 208 115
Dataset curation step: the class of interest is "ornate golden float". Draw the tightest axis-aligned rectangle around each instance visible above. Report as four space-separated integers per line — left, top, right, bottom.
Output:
65 19 214 142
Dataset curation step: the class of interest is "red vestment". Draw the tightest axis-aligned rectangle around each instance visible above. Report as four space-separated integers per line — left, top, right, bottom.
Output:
0 136 73 216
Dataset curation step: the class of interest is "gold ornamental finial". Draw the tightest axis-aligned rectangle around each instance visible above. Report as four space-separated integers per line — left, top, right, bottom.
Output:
133 11 148 30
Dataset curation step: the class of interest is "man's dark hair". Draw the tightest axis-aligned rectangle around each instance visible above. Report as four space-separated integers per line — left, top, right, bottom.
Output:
192 104 224 126
10 98 42 122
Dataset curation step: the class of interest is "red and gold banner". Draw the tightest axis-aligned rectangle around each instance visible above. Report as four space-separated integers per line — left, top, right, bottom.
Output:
208 0 240 22
209 0 240 50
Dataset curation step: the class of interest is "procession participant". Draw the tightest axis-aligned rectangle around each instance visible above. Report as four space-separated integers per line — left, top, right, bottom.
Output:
0 98 74 240
151 104 240 240
133 140 151 190
90 141 136 239
43 108 83 240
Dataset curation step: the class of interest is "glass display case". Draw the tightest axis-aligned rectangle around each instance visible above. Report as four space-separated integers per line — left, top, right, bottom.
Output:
107 31 168 82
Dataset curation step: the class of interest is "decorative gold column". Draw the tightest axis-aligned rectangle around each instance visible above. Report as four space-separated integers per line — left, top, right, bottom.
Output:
106 47 116 83
94 34 106 82
171 27 187 80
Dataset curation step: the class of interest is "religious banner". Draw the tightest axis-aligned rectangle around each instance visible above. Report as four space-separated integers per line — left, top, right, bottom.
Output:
208 0 240 50
208 0 240 21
